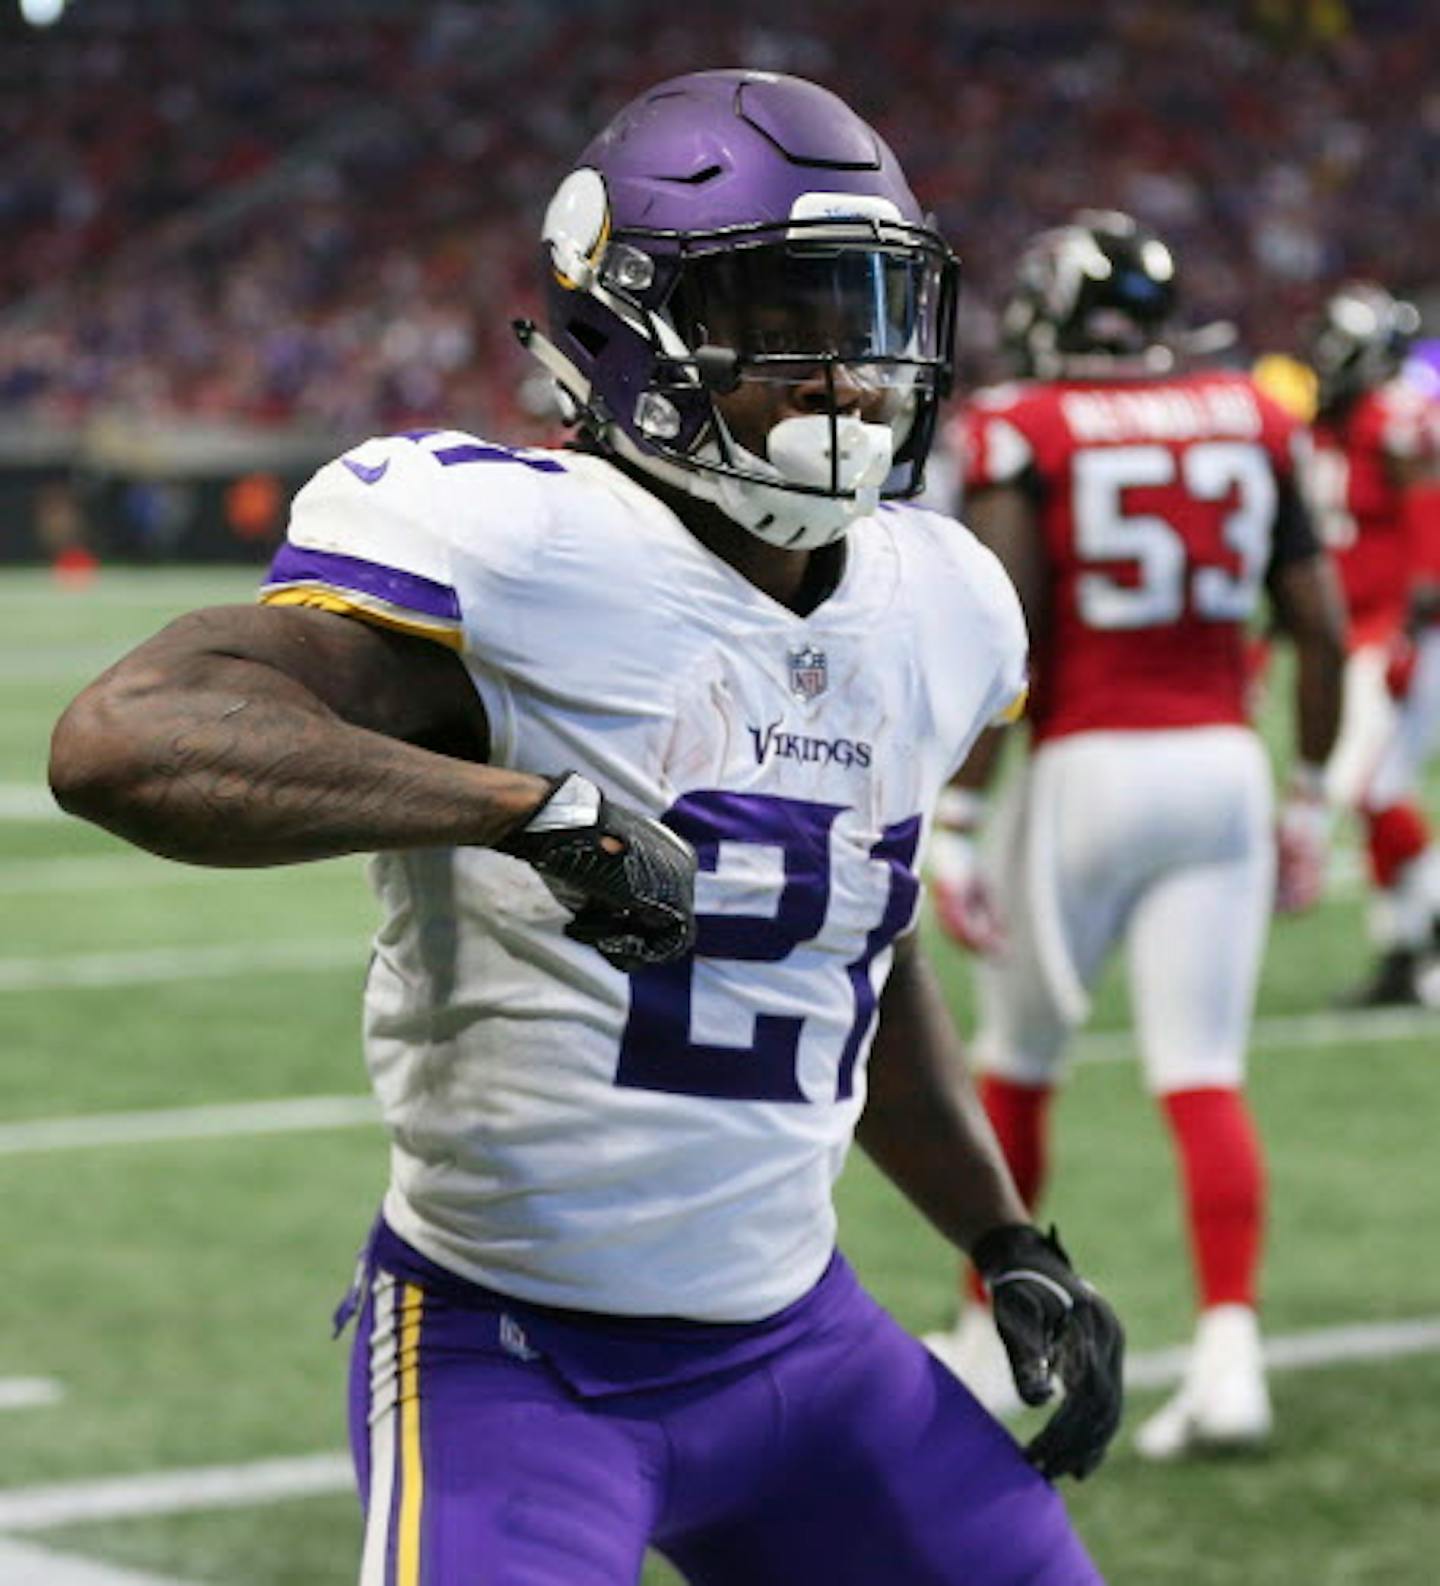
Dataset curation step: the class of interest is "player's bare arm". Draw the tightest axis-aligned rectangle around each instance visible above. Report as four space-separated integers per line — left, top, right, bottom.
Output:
1266 545 1348 913
48 602 549 866
966 482 1050 635
953 482 1048 802
51 602 697 966
859 933 1125 1480
856 933 1025 1246
1268 550 1347 768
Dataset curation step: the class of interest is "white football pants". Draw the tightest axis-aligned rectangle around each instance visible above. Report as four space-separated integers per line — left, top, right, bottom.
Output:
974 727 1275 1095
1365 627 1440 810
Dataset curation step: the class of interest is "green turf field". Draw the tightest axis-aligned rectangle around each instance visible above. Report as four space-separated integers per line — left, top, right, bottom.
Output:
2 567 1438 1585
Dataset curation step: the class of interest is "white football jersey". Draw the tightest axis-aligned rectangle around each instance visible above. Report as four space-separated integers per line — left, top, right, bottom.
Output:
262 431 1026 1321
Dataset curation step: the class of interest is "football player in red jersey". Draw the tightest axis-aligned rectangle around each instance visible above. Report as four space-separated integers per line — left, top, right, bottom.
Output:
1304 285 1440 1005
923 212 1346 1459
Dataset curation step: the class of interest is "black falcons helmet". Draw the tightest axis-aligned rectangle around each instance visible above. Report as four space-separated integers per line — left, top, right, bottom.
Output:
1001 209 1178 378
1305 281 1421 415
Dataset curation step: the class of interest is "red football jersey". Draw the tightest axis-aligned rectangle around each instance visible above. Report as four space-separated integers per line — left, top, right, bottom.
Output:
960 371 1307 744
1310 381 1440 646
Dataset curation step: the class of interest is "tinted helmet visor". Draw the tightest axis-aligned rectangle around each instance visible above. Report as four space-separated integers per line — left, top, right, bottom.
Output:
665 238 951 435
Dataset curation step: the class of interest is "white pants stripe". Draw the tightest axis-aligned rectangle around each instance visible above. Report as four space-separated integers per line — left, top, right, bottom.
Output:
359 1274 398 1586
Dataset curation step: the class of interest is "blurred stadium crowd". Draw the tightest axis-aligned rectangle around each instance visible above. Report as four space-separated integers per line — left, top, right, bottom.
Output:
1 0 1436 444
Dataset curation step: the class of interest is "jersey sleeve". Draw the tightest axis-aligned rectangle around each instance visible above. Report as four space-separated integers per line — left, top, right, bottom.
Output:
260 436 463 650
906 511 1030 781
974 545 1030 728
961 387 1038 494
1389 392 1440 580
1378 382 1440 465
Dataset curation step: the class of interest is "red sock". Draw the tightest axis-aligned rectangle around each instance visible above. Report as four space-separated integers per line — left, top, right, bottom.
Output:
1161 1087 1265 1310
1364 801 1430 889
966 1074 1053 1303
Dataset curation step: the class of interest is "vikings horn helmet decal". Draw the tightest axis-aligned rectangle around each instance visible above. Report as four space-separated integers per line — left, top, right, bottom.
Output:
516 70 959 549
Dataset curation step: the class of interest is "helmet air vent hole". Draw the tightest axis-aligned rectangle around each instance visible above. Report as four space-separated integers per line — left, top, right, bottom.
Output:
570 321 608 358
661 164 724 185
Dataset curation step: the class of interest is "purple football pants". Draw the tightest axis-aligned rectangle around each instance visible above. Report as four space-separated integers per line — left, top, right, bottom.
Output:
346 1221 1102 1586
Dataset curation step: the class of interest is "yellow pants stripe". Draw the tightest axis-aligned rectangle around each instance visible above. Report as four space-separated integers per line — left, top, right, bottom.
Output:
396 1283 425 1586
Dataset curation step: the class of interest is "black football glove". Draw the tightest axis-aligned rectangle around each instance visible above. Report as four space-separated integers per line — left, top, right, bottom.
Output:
497 773 697 973
972 1222 1125 1481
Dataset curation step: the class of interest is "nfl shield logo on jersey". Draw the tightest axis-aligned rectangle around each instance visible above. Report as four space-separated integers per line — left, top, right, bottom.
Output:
788 644 828 703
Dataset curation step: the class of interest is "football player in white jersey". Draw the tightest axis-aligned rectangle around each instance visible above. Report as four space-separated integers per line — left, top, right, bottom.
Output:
51 72 1122 1586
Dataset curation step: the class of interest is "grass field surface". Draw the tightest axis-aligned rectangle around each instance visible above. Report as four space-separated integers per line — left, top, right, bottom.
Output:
2 566 1438 1584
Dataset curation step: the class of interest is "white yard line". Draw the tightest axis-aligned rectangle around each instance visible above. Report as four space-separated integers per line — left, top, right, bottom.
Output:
0 1379 64 1411
0 1537 197 1586
0 571 258 608
0 853 362 895
1124 1315 1440 1388
0 1004 1433 1159
0 1455 352 1533
0 785 63 821
0 857 228 895
1074 1003 1440 1063
0 1096 379 1157
0 940 363 993
0 1315 1437 1535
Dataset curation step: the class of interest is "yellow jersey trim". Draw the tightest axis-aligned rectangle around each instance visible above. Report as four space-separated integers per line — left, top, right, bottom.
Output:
995 682 1029 725
259 587 464 652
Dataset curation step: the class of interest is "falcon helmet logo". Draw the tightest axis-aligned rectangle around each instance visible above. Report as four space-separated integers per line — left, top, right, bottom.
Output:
787 644 828 703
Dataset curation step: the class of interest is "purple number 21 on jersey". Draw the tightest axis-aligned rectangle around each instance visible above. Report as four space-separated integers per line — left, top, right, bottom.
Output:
616 791 920 1103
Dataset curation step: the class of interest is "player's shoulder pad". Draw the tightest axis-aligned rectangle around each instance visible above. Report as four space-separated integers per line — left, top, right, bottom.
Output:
1191 370 1302 469
887 504 1027 650
886 504 1029 729
1377 376 1432 412
1228 369 1298 430
963 380 1059 473
1373 378 1440 456
263 430 576 649
292 429 584 567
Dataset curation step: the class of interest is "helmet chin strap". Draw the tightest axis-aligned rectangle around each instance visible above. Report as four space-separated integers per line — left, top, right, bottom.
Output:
615 415 892 550
519 323 892 550
705 414 893 550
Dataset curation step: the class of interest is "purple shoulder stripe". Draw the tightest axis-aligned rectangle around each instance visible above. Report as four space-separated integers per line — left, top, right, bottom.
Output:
433 442 566 474
266 544 460 623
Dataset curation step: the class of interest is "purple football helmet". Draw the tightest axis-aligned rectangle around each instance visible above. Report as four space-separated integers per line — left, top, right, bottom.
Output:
517 70 958 548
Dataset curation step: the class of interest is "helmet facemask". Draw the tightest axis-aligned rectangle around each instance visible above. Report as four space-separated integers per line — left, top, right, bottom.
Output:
526 199 958 549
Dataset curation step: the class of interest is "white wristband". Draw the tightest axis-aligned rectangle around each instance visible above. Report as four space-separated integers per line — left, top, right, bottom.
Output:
521 773 601 833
